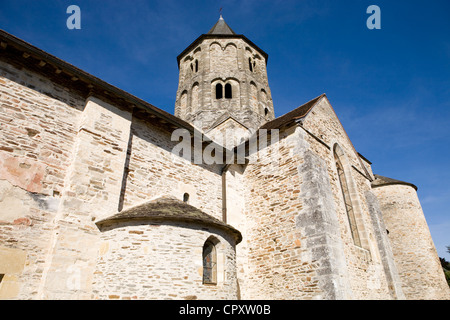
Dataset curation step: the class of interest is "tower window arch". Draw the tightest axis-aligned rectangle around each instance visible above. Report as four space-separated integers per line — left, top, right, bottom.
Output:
334 147 362 247
202 240 217 285
191 83 199 112
179 91 188 117
248 58 253 72
225 83 232 99
183 193 190 203
216 83 223 99
195 60 199 73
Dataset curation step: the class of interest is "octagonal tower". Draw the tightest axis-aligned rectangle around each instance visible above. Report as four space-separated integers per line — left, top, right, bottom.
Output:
175 16 275 143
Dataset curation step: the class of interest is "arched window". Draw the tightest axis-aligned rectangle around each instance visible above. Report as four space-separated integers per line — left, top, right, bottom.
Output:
250 82 258 111
183 193 190 203
264 108 269 116
195 60 199 73
191 83 199 112
225 83 232 99
203 240 217 285
216 83 223 99
179 91 188 117
248 58 253 72
334 148 361 247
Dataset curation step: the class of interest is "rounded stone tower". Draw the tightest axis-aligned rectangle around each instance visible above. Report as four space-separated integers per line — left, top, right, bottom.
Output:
175 16 275 143
94 197 242 300
371 175 450 300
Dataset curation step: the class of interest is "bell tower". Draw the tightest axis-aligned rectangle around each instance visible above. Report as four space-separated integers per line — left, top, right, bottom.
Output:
175 16 275 144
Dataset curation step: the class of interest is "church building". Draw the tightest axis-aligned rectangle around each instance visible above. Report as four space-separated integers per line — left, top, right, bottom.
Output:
0 16 448 300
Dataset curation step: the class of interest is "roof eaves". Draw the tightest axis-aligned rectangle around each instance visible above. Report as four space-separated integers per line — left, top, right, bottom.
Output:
0 29 194 134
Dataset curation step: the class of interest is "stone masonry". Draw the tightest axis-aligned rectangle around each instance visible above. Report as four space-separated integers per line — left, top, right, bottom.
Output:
175 16 275 137
372 183 450 300
0 17 449 300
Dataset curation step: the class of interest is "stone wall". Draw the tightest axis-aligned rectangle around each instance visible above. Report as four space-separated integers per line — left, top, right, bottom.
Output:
373 184 450 300
301 97 398 299
235 96 404 300
295 143 353 300
0 60 85 299
0 57 232 300
122 116 223 221
175 37 275 135
1 39 447 301
93 220 238 300
38 96 133 299
224 163 247 296
239 127 324 300
364 190 405 299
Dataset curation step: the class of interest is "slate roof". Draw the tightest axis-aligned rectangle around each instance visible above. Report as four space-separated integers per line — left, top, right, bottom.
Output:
207 16 236 35
260 94 326 130
96 196 242 244
371 174 418 191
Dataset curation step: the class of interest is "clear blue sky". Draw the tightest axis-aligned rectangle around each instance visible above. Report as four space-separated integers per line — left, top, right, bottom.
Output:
1 0 449 259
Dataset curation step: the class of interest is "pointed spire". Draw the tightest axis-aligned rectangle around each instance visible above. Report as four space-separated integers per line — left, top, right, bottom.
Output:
207 15 236 35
